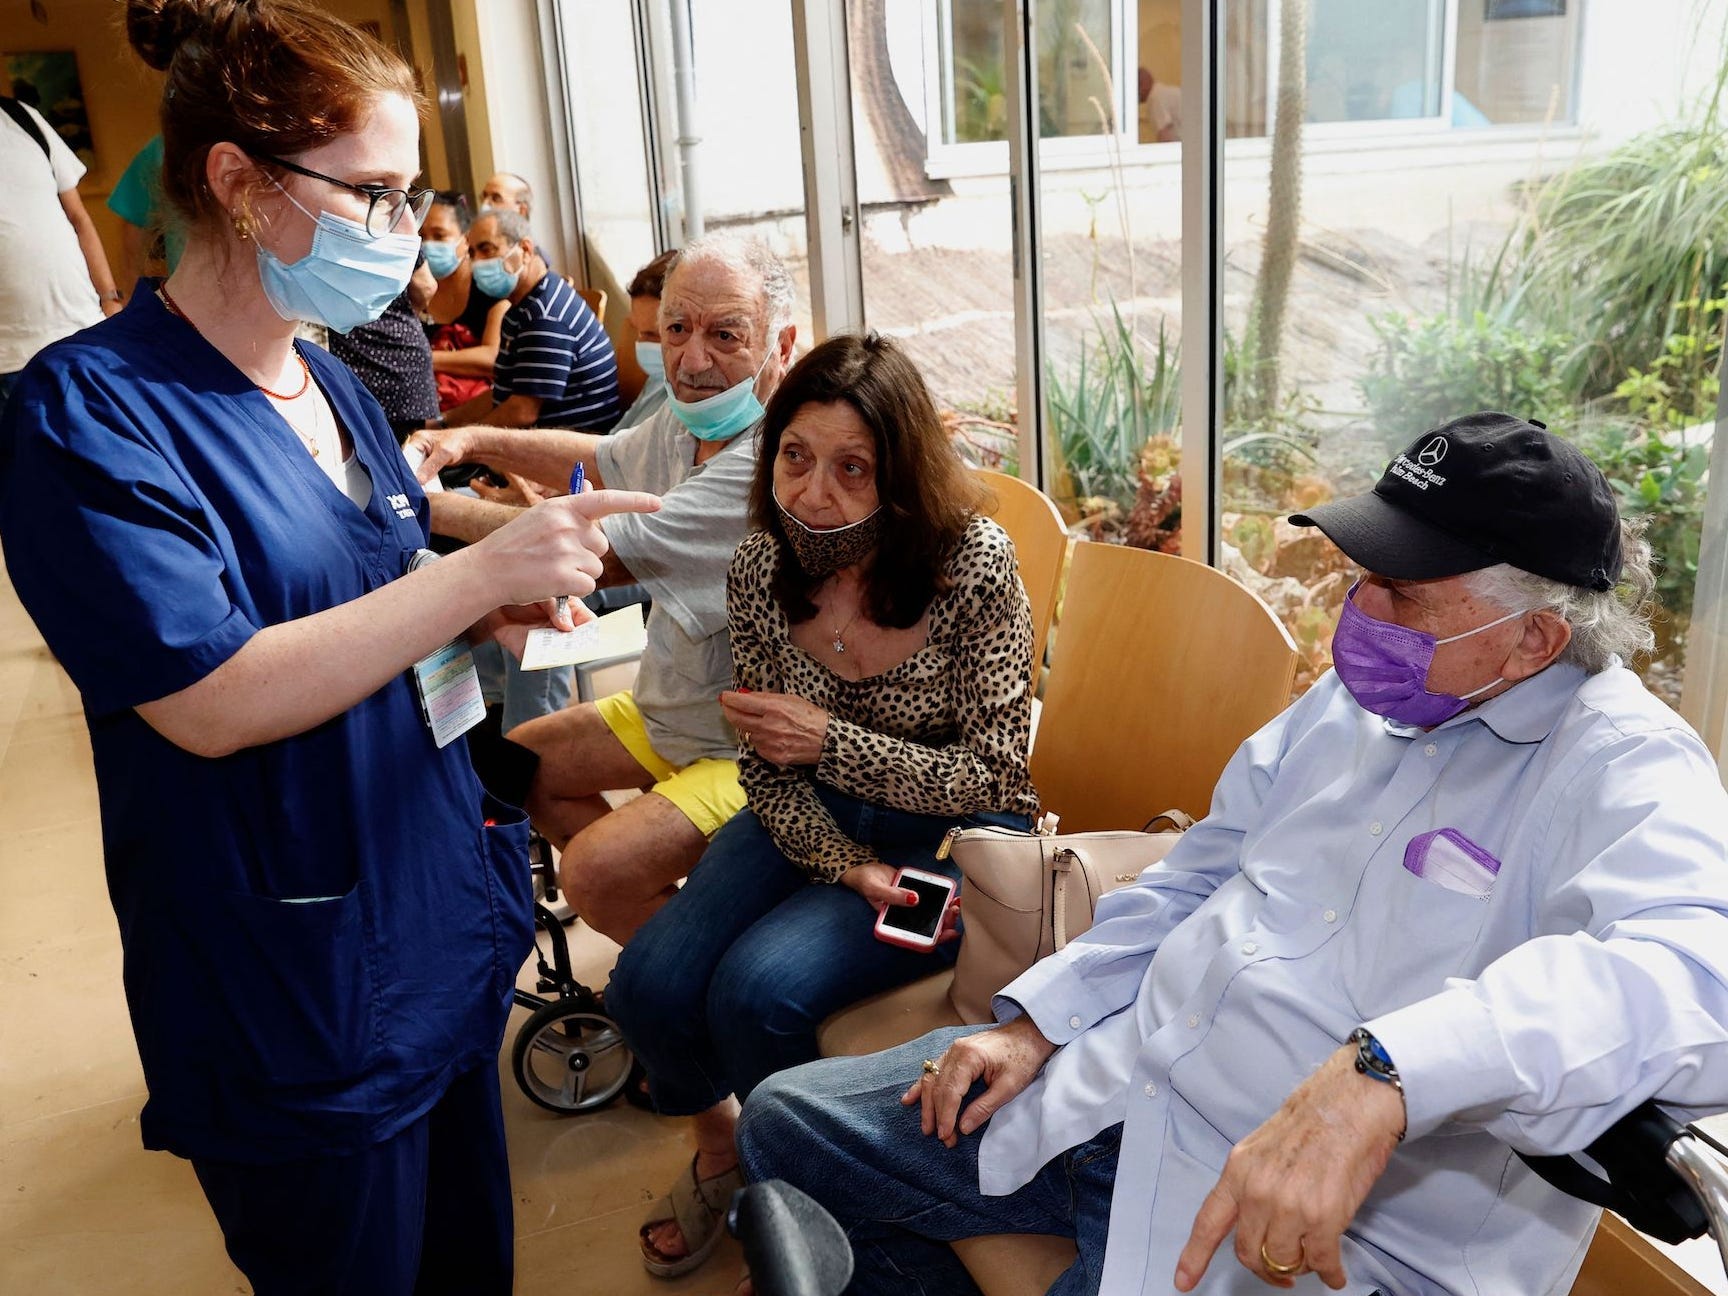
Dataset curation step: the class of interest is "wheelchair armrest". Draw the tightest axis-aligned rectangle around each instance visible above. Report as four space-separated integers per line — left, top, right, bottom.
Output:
1517 1100 1728 1269
728 1180 853 1296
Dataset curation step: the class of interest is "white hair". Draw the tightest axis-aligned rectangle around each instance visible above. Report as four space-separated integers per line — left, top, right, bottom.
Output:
668 233 795 343
1463 518 1657 674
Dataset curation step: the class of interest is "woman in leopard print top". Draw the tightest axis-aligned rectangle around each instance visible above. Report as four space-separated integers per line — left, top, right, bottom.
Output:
607 332 1039 1280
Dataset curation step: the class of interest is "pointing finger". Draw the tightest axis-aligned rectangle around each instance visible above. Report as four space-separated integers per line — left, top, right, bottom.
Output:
565 489 663 520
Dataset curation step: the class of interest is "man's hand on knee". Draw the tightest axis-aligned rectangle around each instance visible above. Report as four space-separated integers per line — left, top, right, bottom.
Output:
900 1017 1055 1147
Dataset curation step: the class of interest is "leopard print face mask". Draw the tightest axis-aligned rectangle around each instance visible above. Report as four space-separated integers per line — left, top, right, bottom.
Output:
774 492 885 577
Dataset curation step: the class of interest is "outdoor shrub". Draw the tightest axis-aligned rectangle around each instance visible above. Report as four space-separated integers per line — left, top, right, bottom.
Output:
1574 416 1708 635
1492 93 1728 403
1358 309 1572 447
1045 304 1180 512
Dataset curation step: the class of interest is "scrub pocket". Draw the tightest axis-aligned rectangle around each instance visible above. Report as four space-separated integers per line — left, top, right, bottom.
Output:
480 792 534 1001
220 884 377 1084
1342 842 1493 1022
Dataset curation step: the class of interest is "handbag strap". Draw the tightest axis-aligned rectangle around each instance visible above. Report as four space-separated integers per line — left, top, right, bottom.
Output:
1051 846 1078 949
1142 809 1195 833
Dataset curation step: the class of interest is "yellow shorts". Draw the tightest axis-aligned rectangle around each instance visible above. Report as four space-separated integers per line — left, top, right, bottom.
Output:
594 690 745 838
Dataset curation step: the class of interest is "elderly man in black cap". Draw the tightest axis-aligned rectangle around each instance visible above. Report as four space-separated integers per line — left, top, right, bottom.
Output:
735 413 1728 1296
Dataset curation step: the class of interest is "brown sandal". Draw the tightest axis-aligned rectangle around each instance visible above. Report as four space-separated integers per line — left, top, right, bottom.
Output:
639 1153 745 1279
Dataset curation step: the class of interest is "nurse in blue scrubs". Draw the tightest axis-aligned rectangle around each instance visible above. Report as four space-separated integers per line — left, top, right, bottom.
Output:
0 3 656 1293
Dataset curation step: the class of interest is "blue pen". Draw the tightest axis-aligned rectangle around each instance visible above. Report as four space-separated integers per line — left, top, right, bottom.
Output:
554 463 586 624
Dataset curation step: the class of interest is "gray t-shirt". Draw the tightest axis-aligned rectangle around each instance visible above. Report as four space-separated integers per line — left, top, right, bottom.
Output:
595 405 756 766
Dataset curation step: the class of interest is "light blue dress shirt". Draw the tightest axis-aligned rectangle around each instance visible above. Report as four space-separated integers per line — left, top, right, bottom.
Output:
985 662 1728 1295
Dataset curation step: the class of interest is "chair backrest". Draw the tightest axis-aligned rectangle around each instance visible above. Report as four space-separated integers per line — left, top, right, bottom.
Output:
1028 541 1298 832
974 469 1067 669
576 285 607 320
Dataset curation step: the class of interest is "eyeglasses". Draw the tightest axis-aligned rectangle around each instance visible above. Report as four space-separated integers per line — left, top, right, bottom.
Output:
254 152 435 238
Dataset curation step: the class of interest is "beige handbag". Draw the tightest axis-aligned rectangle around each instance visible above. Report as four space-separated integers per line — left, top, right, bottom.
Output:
945 811 1194 1024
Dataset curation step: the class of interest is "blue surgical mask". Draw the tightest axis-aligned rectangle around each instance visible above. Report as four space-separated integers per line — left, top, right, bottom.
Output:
635 340 665 386
256 179 420 334
666 350 772 442
422 239 461 280
470 250 519 300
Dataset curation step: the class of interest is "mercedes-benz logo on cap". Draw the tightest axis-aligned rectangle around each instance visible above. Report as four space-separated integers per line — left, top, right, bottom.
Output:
1417 437 1448 467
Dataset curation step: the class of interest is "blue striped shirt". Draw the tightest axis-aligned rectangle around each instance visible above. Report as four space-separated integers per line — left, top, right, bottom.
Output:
493 273 621 430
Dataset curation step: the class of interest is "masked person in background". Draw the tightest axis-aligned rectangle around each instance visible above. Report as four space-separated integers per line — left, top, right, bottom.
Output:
0 3 657 1292
420 190 501 412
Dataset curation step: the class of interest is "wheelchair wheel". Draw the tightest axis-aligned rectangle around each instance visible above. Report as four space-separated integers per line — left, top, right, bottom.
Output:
511 999 634 1114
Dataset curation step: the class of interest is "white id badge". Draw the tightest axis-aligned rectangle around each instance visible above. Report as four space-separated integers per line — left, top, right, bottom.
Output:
411 638 487 748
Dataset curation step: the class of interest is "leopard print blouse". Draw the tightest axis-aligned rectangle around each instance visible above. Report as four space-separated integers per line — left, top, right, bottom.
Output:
726 515 1041 882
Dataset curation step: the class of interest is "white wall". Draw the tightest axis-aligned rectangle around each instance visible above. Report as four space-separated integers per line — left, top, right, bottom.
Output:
1576 0 1728 145
455 0 577 271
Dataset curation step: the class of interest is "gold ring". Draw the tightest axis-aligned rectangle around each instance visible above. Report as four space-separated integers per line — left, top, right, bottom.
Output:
1260 1241 1303 1277
921 1058 941 1077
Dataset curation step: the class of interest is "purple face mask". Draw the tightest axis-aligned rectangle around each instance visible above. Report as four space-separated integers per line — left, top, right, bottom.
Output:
1331 581 1526 727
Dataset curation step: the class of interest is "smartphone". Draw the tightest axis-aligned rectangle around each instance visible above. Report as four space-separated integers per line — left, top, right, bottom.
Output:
873 867 958 952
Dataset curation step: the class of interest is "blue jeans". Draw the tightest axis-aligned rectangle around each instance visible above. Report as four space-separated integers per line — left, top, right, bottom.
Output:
471 640 572 733
605 786 1032 1115
737 1027 1119 1296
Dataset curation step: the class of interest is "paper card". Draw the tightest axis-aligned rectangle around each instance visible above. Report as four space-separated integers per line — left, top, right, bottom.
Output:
519 602 648 671
410 638 486 748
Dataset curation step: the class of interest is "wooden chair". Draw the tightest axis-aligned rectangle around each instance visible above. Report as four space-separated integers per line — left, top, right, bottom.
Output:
975 469 1067 670
576 285 607 320
1025 541 1298 831
818 542 1299 1059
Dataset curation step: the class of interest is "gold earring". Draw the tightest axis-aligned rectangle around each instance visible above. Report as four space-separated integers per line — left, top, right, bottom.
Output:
233 212 252 241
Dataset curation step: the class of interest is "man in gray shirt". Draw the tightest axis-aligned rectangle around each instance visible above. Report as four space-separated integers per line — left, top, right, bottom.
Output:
411 235 796 943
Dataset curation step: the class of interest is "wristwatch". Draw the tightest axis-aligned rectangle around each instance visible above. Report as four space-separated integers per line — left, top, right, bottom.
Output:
405 548 441 575
99 288 122 304
1349 1027 1407 1141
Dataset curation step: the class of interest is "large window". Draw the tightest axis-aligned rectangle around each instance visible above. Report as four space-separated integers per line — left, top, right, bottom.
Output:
557 0 1726 725
938 0 1118 146
1221 0 1707 701
1305 0 1447 123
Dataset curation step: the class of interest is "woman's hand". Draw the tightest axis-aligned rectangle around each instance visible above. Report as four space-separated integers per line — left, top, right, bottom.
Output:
719 689 830 766
467 489 661 607
842 862 963 945
841 861 919 909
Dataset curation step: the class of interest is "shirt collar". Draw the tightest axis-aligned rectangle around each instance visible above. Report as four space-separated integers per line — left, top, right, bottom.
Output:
1384 659 1590 745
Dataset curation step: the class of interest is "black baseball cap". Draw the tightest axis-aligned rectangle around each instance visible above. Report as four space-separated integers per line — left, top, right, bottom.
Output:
1289 412 1622 591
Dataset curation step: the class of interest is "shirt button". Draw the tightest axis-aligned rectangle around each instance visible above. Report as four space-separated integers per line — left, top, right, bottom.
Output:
1323 908 1338 923
1369 821 1384 836
1069 1015 1082 1030
1424 743 1438 757
1241 940 1259 956
1187 1014 1200 1028
1144 1082 1159 1098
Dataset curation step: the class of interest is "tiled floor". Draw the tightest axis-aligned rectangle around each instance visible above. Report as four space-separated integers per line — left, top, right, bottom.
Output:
0 569 740 1295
